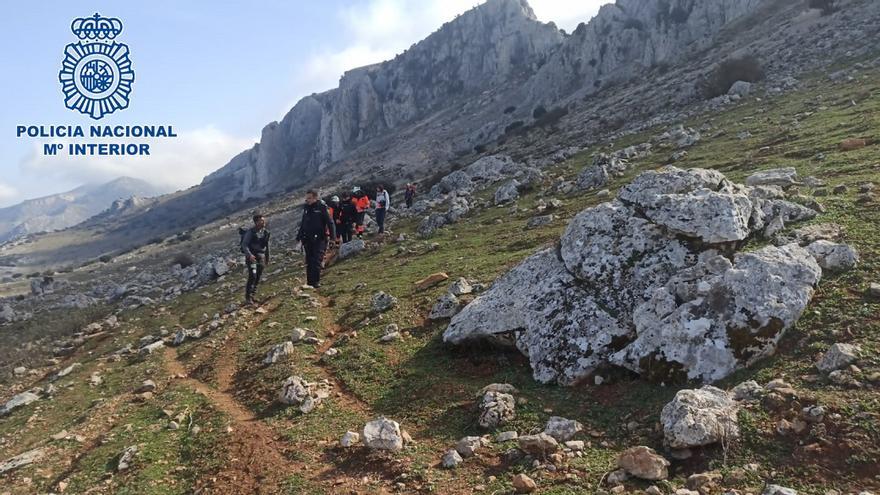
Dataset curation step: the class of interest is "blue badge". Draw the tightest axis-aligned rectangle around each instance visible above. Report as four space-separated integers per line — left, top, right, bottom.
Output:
58 14 135 120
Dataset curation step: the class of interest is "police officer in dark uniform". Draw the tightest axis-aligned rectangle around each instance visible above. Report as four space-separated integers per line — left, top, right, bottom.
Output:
296 190 336 288
241 211 270 305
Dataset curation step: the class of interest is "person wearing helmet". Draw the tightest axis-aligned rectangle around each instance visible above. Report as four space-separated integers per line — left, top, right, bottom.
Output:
328 195 343 244
352 186 370 237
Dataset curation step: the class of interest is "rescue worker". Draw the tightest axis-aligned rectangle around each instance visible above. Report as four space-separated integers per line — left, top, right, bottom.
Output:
352 186 370 238
375 185 390 234
404 183 416 208
328 195 343 244
339 192 357 244
240 211 270 305
296 190 336 288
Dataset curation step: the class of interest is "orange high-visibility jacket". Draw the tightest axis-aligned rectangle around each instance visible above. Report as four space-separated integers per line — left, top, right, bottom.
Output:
355 195 370 213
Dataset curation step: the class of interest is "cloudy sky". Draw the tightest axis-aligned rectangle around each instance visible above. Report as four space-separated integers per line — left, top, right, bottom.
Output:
0 0 611 207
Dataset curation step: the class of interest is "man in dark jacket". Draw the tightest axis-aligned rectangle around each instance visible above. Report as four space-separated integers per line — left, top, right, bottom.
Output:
241 212 270 305
339 192 357 244
296 190 336 288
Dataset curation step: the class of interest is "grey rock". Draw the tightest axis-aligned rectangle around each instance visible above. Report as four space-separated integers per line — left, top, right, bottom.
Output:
517 432 559 456
0 391 40 417
806 240 859 272
449 277 473 296
363 417 404 451
728 80 753 97
442 448 464 468
544 416 583 442
263 341 295 364
0 447 46 474
746 168 798 188
117 445 138 471
446 167 824 384
428 293 461 320
763 485 798 495
340 431 360 447
455 436 486 457
526 214 554 229
338 239 366 260
494 180 521 204
816 343 859 373
371 291 398 313
478 391 516 429
661 386 739 448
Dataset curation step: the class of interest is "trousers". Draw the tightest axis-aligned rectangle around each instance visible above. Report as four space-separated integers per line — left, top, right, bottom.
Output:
303 239 326 287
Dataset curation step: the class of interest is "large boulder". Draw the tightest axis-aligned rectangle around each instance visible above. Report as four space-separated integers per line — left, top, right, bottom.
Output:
444 167 826 384
661 386 740 448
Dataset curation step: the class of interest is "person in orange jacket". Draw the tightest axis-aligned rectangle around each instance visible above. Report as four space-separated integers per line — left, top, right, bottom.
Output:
352 186 370 237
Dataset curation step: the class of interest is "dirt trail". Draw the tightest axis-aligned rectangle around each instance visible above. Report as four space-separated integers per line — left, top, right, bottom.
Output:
161 300 298 495
314 295 373 414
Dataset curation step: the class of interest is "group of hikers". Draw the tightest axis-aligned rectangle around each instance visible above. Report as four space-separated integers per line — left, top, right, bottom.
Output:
239 183 417 305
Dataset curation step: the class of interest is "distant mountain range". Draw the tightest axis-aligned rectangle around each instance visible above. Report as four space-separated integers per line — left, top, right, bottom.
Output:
0 177 166 242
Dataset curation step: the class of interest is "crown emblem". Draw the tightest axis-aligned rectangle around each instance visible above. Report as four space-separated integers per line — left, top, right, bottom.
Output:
71 13 123 41
59 13 135 119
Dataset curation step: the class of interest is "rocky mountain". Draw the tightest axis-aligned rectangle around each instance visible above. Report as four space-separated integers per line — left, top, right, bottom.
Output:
201 0 771 203
202 0 565 201
0 178 165 243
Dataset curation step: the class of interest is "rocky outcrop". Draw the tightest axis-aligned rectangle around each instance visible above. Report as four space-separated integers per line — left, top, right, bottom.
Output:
203 0 564 201
444 167 842 384
522 0 763 105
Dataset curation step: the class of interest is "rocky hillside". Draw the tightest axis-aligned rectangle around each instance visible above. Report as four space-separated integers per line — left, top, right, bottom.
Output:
5 0 878 275
0 57 879 494
0 177 165 243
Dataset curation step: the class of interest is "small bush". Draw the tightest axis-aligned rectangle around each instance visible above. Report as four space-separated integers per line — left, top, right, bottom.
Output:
532 106 547 119
172 253 195 268
534 106 569 128
503 106 516 114
98 254 113 263
504 121 525 134
703 56 765 98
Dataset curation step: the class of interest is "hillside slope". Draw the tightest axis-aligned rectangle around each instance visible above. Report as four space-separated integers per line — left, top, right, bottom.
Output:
0 66 878 494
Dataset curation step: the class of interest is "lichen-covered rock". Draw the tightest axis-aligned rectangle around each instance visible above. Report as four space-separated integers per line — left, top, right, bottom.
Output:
517 433 559 456
445 167 827 384
478 391 516 429
428 293 461 320
544 416 583 442
494 180 521 204
816 343 859 373
661 386 739 448
263 342 295 364
363 417 404 451
371 292 398 313
278 376 331 414
805 240 859 272
441 448 463 468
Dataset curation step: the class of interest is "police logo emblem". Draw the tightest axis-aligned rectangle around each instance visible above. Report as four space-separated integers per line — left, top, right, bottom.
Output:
58 14 135 120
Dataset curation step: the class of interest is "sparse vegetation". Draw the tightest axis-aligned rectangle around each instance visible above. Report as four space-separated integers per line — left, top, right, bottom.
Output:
808 0 837 15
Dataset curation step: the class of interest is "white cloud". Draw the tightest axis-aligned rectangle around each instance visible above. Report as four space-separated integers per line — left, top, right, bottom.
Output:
19 127 256 193
289 0 611 105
